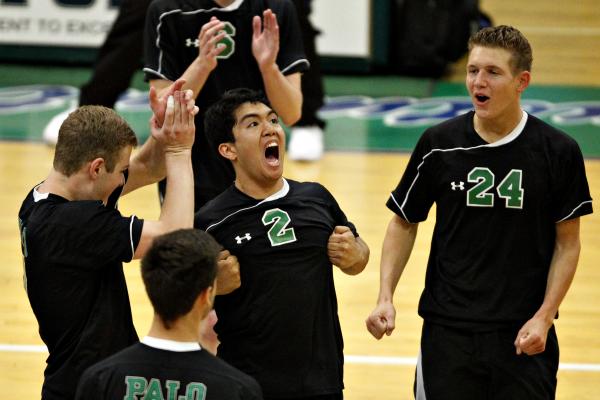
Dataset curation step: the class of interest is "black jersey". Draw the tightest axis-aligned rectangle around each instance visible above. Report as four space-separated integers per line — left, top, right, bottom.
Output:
18 184 143 400
387 111 593 330
144 0 309 208
75 341 263 400
195 179 356 398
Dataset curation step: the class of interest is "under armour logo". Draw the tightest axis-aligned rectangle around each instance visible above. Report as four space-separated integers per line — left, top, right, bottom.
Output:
235 233 252 244
451 181 465 191
185 38 199 48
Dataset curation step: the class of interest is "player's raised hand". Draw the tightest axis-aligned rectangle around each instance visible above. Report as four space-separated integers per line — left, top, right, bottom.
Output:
366 302 396 339
151 90 196 154
197 16 228 71
149 78 188 127
216 250 241 295
252 9 280 71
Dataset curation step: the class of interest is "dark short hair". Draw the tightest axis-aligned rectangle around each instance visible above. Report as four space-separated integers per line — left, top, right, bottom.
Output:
53 105 137 176
468 25 533 74
141 229 220 329
204 88 270 155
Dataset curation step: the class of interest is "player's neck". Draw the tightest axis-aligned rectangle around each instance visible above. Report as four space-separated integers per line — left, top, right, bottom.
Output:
38 169 86 201
213 0 235 7
473 108 523 144
147 313 203 343
234 177 284 200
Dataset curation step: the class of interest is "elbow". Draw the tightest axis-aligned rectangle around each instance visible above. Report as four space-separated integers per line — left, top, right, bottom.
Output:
282 109 302 126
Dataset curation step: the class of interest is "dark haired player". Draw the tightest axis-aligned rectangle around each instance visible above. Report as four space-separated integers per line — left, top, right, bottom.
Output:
144 0 308 210
75 229 263 400
366 25 593 399
195 88 370 399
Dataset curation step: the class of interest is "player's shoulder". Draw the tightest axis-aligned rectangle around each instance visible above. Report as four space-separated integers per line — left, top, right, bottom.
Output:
287 179 331 198
21 192 109 226
419 111 474 149
525 113 582 152
80 343 143 379
195 186 244 229
203 351 260 385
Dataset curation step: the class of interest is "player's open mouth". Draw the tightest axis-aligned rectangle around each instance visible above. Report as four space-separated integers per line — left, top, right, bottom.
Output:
475 94 490 103
265 142 280 166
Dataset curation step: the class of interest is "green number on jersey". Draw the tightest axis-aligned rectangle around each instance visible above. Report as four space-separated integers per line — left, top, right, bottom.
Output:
217 21 236 59
262 208 297 247
497 169 524 209
467 167 495 207
466 167 524 209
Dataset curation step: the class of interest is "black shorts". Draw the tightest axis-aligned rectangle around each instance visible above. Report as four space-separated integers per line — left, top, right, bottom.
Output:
416 322 559 400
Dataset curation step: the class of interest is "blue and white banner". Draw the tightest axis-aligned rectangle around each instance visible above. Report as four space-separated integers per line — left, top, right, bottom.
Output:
0 0 118 47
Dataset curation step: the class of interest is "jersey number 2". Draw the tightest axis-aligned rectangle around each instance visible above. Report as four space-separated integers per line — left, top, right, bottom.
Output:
467 167 524 209
262 208 297 247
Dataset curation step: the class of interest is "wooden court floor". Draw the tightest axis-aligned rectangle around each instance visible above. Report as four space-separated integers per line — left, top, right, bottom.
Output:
0 143 599 399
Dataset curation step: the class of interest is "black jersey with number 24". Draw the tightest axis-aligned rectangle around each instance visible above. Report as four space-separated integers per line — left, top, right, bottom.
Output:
387 111 593 330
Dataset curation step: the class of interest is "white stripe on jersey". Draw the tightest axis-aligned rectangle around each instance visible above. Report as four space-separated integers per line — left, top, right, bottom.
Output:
205 178 290 232
129 216 137 261
557 200 593 223
397 111 528 222
281 58 311 74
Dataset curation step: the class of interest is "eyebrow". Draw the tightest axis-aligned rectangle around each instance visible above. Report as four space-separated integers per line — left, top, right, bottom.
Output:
238 109 278 124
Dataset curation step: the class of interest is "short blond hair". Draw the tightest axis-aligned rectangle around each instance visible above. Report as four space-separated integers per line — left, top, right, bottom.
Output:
468 25 533 74
53 106 137 176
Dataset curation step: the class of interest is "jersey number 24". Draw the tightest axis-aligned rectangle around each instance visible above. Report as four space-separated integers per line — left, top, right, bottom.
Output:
467 167 524 209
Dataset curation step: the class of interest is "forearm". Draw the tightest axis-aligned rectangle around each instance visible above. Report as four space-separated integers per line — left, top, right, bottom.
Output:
261 67 302 125
178 57 213 100
122 136 166 196
159 150 194 229
534 219 581 323
152 58 212 101
377 215 418 304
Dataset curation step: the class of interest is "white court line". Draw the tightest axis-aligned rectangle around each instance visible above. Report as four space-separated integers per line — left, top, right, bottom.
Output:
2 344 599 372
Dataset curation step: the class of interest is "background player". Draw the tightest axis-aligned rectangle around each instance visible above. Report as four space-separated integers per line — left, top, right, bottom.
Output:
75 229 263 400
144 0 308 210
18 85 197 400
365 25 593 399
195 88 369 400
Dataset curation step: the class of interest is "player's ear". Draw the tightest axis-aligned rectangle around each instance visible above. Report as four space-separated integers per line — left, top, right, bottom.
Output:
218 142 237 161
88 158 105 180
516 70 530 93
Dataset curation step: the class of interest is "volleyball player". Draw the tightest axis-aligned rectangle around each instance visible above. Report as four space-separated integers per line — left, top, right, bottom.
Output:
18 86 197 399
195 88 369 399
366 25 593 399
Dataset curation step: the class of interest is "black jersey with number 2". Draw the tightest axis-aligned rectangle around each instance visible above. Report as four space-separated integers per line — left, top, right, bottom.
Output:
387 111 593 330
195 179 357 398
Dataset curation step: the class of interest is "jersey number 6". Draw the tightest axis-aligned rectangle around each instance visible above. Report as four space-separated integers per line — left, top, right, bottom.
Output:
216 21 236 59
